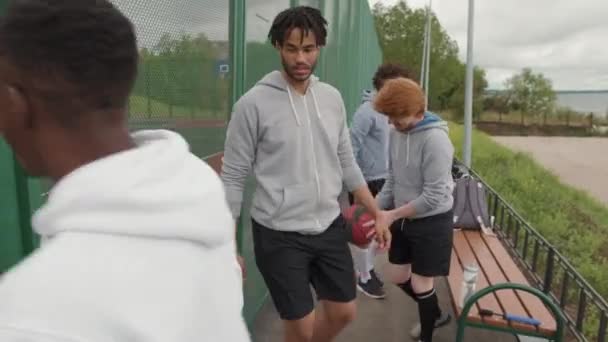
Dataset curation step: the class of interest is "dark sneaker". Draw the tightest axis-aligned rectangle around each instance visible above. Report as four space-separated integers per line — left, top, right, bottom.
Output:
409 311 452 340
370 268 384 288
357 277 386 299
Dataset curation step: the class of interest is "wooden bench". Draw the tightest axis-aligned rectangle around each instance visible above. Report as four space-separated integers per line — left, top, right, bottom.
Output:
448 229 565 341
205 152 224 174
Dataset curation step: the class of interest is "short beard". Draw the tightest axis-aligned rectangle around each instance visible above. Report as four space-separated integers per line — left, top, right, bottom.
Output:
281 58 317 83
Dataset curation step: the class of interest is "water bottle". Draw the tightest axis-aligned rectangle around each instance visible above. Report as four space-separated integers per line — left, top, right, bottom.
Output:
459 263 479 308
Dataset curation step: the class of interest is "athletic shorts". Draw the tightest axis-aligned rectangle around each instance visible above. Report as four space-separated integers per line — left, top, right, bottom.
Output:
388 210 454 277
252 215 356 320
348 178 386 205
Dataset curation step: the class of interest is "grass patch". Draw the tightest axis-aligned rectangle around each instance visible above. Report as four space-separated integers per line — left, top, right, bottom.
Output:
127 95 227 120
448 122 608 298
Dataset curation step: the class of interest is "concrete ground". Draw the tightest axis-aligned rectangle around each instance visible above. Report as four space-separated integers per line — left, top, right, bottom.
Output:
252 254 517 342
493 136 608 206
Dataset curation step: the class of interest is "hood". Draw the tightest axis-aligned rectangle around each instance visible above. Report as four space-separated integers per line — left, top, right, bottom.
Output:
256 70 323 127
409 111 449 134
398 112 449 166
32 130 233 248
256 70 320 92
361 89 375 103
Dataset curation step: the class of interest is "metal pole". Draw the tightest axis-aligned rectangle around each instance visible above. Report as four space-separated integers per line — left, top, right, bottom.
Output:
463 0 475 168
424 0 432 110
228 0 246 252
229 0 246 114
420 14 428 86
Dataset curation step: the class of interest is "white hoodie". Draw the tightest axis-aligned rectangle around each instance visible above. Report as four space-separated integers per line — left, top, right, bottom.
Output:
0 130 251 342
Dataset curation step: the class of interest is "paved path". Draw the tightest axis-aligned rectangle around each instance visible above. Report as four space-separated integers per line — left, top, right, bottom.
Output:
493 136 608 206
252 253 513 342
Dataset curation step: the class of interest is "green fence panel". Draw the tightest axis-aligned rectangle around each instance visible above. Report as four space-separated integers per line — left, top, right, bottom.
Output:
318 0 383 121
0 140 43 273
0 142 23 273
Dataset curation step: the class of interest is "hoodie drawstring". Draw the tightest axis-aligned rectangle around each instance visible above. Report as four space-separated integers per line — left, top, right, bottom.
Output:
406 133 410 166
286 86 302 126
310 88 322 119
395 133 410 167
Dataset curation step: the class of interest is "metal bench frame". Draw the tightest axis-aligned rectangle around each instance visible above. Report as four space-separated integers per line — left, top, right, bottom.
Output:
456 282 565 341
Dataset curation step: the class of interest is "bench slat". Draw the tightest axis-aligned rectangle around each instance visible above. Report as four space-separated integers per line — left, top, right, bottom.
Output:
452 232 519 328
452 231 503 316
447 249 478 316
463 231 550 333
478 231 557 333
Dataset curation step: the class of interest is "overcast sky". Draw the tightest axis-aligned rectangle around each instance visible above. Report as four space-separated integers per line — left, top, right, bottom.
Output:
111 0 607 91
370 0 608 90
111 1 294 51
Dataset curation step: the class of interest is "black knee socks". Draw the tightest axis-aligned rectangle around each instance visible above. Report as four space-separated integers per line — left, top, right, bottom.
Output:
397 279 417 301
416 288 440 342
398 281 443 341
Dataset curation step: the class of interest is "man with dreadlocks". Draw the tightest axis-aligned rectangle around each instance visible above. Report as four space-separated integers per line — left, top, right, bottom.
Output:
221 6 393 342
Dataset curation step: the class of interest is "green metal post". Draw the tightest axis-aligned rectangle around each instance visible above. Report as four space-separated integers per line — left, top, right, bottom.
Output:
316 0 326 80
13 159 35 255
0 142 22 272
456 282 565 342
229 0 246 252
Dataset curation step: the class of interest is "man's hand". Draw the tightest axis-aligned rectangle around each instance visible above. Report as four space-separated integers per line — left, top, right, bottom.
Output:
351 184 394 249
375 210 393 249
237 254 246 281
363 210 392 250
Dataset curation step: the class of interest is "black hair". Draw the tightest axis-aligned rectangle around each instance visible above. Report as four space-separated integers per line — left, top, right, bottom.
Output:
0 0 138 122
373 63 417 91
268 6 328 47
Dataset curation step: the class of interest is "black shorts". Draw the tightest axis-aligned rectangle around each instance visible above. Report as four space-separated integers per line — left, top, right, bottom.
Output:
348 178 385 205
252 216 356 321
388 210 454 277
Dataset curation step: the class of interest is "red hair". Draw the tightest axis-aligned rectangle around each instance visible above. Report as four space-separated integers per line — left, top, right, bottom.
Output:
373 78 425 118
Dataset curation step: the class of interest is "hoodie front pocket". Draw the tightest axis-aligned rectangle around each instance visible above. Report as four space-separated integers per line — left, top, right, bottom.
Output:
275 182 317 221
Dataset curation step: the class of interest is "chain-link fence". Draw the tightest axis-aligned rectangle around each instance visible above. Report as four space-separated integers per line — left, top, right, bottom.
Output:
110 0 232 159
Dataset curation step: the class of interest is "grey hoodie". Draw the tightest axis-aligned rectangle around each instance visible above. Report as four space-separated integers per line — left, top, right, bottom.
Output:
221 71 366 234
350 90 390 181
376 112 454 218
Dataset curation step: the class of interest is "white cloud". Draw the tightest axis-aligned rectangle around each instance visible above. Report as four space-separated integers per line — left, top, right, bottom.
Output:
370 0 608 90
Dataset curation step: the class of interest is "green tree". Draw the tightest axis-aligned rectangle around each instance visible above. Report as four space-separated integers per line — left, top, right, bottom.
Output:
372 1 488 115
136 32 228 117
448 67 489 121
153 32 218 58
504 68 557 123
